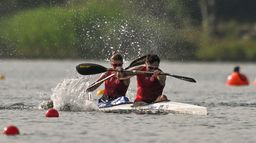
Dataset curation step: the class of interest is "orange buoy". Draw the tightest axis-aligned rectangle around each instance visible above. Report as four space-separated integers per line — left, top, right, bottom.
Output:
45 108 59 117
227 66 249 86
3 125 20 135
227 72 249 86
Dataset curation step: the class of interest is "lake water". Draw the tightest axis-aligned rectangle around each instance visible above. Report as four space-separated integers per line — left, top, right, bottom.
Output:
0 60 256 143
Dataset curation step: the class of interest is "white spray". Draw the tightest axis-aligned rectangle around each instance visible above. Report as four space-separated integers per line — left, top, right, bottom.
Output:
50 76 98 111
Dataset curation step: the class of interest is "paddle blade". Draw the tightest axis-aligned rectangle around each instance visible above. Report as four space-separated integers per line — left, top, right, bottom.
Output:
76 63 107 75
167 74 196 83
125 55 148 70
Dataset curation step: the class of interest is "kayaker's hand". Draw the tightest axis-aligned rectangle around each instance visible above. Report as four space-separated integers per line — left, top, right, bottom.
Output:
150 69 161 81
153 69 161 77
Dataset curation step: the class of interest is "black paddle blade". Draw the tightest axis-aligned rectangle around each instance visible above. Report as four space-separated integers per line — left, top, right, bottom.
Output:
125 55 148 70
76 63 107 75
167 74 196 83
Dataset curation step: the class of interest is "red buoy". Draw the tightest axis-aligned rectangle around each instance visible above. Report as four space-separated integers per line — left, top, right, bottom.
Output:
226 72 249 86
3 125 20 135
45 108 59 117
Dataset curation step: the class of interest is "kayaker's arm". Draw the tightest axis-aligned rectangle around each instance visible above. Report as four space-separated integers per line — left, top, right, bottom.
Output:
124 66 145 77
126 64 145 71
157 73 166 86
115 66 144 80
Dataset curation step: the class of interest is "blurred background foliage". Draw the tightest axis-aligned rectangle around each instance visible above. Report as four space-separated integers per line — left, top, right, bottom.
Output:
0 0 256 61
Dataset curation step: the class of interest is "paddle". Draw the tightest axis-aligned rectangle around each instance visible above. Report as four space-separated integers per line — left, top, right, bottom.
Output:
78 63 196 83
76 55 147 75
80 55 148 92
76 63 145 76
124 55 197 82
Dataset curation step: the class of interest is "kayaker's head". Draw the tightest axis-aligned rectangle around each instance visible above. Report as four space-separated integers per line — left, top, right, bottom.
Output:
145 54 160 71
110 53 123 69
234 66 240 72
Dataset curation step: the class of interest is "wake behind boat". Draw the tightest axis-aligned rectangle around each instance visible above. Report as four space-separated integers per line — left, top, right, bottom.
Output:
99 101 207 115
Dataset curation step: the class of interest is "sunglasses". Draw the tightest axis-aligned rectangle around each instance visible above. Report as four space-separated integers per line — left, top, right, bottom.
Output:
112 63 123 67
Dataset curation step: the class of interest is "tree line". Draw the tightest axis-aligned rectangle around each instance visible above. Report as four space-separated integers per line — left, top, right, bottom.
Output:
1 0 256 61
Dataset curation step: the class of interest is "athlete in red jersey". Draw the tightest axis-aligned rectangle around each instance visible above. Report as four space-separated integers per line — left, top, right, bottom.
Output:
130 54 168 105
135 66 165 103
103 70 129 99
86 53 130 106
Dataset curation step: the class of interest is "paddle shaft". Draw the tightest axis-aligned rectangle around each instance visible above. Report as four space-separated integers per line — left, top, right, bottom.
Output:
86 74 115 92
125 70 196 83
86 69 196 83
78 62 196 83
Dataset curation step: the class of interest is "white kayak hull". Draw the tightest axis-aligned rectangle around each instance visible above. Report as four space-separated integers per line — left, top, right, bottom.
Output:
99 101 207 115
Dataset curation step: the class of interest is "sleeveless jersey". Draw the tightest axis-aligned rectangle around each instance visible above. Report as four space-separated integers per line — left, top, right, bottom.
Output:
104 71 129 99
135 67 164 103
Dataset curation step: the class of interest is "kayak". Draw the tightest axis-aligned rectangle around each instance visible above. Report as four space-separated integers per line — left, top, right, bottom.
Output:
99 101 207 115
39 100 207 115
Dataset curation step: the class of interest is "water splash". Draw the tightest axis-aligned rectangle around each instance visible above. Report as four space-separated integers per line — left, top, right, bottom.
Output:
78 15 163 61
50 76 98 111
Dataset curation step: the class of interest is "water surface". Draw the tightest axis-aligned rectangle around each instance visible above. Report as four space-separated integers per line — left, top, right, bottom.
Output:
0 60 255 143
